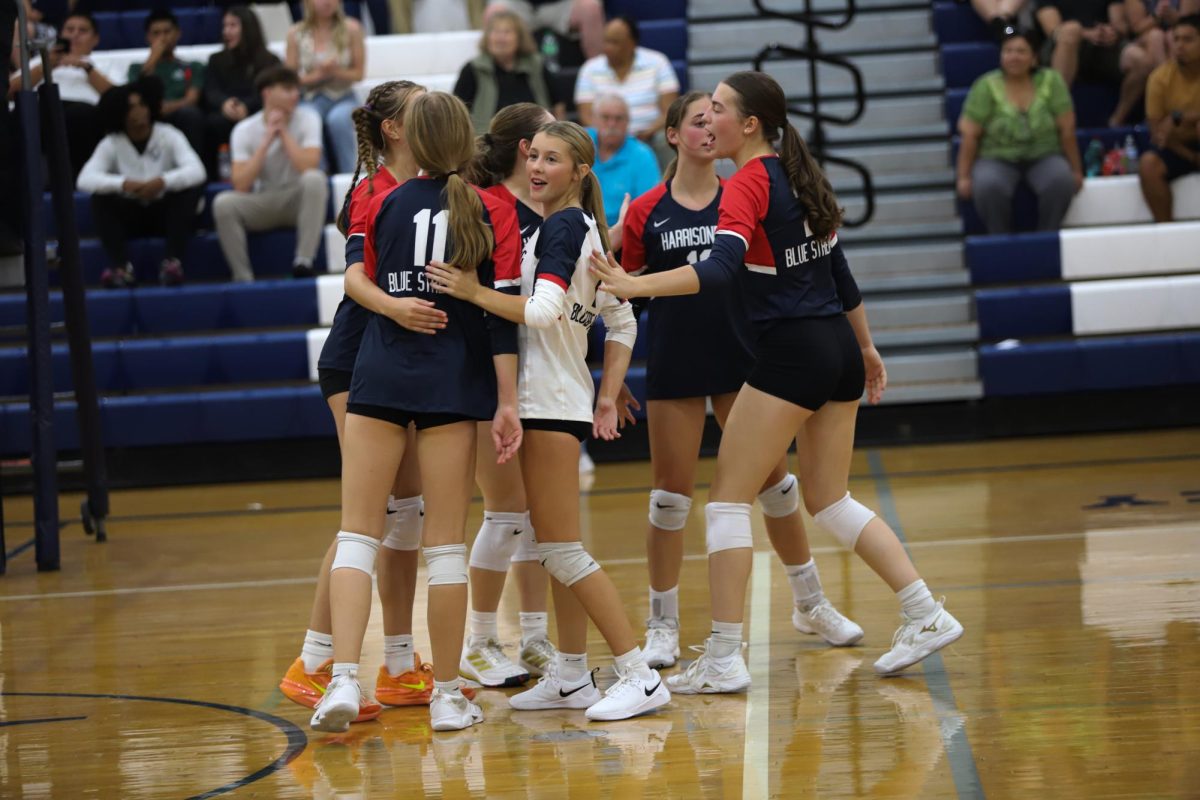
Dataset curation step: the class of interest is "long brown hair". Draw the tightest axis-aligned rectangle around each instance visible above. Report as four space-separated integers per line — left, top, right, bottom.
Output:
337 80 425 235
537 121 610 251
468 102 550 187
722 71 843 240
662 90 711 182
406 92 493 269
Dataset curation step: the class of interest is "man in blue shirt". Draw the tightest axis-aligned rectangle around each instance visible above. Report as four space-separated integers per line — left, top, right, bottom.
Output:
588 93 661 230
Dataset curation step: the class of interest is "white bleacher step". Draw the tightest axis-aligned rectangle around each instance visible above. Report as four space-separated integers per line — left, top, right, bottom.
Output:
690 0 930 20
1059 220 1200 281
881 348 979 384
825 142 950 178
819 122 953 146
866 291 974 329
841 190 958 227
839 219 966 243
1063 174 1200 228
687 12 934 62
858 270 970 292
876 379 983 404
790 95 946 136
689 51 940 96
873 321 980 347
830 168 955 194
843 240 964 275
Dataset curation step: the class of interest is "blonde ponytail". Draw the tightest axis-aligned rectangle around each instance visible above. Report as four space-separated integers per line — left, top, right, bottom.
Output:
581 171 610 252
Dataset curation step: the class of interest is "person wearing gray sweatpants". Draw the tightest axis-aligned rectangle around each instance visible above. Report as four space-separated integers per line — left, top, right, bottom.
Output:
213 65 328 281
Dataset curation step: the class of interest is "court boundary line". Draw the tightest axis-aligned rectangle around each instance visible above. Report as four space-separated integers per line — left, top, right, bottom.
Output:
3 449 1197 531
0 691 306 799
4 524 1197 602
868 449 986 800
743 549 773 797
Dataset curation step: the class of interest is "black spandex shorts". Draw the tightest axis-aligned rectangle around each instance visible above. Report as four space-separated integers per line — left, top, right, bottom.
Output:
746 315 866 411
347 403 476 430
522 418 592 442
318 368 353 400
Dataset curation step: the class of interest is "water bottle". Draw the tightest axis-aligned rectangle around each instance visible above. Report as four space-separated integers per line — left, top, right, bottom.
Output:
1084 139 1104 177
217 144 232 183
541 31 560 73
1122 134 1138 174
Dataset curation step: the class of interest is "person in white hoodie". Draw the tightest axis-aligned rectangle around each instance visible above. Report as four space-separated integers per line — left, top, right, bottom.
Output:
77 77 205 288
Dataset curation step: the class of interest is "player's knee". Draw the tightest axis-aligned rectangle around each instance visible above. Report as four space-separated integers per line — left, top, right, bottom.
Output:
704 502 753 554
425 543 469 586
331 531 380 576
812 493 876 551
649 489 692 531
511 513 540 562
757 473 800 518
537 541 600 586
468 511 524 571
381 495 423 551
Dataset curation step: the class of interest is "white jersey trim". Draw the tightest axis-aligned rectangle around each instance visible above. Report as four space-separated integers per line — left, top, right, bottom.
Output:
746 263 776 274
716 229 749 248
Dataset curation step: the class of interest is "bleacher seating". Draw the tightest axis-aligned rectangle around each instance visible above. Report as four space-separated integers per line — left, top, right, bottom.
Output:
3 3 691 456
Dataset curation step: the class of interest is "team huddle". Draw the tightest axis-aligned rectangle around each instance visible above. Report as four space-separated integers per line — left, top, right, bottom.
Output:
275 69 965 734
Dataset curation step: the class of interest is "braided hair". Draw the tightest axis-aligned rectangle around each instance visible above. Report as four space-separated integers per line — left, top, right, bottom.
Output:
335 80 425 235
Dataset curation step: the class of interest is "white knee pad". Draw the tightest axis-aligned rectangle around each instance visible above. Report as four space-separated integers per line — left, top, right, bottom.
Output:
757 473 800 518
537 541 600 587
648 489 692 531
705 502 754 554
331 531 380 576
424 543 469 586
511 512 540 563
813 492 876 551
468 510 525 571
381 495 423 551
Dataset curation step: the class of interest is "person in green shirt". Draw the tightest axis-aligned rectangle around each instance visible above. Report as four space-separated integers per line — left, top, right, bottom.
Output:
956 29 1084 233
128 9 206 159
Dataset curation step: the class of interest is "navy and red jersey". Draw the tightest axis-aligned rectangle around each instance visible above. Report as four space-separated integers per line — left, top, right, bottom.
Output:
482 182 543 250
317 168 401 375
622 180 755 400
349 177 522 419
693 155 861 325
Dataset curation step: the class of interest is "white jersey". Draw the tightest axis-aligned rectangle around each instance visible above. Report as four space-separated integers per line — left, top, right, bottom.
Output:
518 208 637 423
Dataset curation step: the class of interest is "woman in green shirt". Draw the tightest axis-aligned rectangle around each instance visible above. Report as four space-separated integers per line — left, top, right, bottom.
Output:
956 29 1084 233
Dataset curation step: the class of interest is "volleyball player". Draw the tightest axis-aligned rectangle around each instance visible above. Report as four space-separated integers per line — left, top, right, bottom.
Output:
282 81 470 721
427 121 670 721
622 91 863 670
310 91 523 733
591 72 963 691
444 103 553 688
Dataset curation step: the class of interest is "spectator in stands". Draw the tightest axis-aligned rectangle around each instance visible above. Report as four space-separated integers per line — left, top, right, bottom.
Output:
7 11 111 177
957 28 1083 232
454 8 565 132
286 0 365 174
213 66 328 281
204 5 281 180
77 78 205 288
967 0 1029 41
588 93 659 241
1138 14 1200 220
128 9 206 163
484 0 604 59
575 16 679 165
1036 0 1159 125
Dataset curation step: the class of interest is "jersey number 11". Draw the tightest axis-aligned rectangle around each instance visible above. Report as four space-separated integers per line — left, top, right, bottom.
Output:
413 209 449 266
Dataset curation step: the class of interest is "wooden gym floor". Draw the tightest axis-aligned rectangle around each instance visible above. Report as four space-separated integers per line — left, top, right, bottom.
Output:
2 428 1199 799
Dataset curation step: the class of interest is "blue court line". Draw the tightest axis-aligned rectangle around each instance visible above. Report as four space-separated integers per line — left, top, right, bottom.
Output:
867 449 987 800
0 715 86 728
5 536 35 560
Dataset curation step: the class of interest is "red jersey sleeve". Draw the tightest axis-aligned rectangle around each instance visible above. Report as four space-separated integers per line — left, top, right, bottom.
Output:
478 188 522 288
361 188 395 283
716 157 770 249
621 183 664 275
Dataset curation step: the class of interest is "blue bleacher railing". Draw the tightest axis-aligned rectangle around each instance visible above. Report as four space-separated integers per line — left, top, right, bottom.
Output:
750 0 876 227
